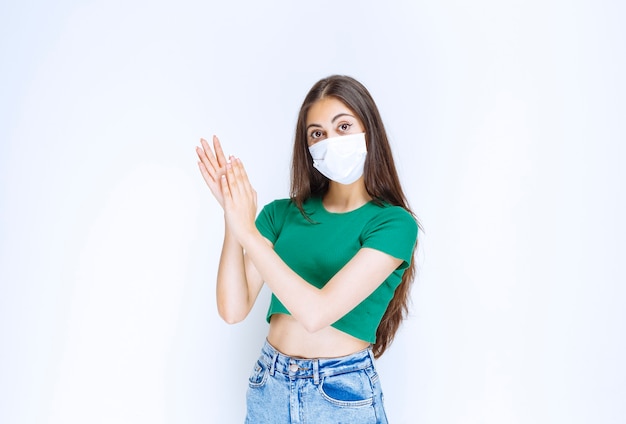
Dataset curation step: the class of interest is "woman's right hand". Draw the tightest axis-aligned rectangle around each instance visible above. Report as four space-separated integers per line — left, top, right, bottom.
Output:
196 135 229 208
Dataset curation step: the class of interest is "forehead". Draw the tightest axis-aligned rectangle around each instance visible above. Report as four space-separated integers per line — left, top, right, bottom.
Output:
306 97 357 124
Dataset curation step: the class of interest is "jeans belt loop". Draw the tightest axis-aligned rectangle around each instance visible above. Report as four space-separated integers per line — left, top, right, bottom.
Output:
367 345 376 366
269 350 278 376
313 359 320 385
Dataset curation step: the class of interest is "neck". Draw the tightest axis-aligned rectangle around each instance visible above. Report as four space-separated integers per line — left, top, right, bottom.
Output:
322 179 371 213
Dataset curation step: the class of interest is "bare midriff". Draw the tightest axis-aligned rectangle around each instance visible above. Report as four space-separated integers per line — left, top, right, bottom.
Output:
267 313 370 359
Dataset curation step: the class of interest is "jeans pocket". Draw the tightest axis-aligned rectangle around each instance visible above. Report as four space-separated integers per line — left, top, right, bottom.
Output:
248 360 269 389
318 369 374 408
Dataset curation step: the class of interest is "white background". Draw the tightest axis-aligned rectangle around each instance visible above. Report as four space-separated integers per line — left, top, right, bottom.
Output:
1 1 625 423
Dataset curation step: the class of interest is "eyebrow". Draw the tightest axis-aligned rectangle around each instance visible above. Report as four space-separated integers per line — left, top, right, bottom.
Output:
306 113 356 132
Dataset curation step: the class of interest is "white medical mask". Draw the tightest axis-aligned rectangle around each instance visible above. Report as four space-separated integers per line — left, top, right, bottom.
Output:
308 132 367 185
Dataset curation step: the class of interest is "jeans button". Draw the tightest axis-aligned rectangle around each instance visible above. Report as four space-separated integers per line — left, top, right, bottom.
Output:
289 363 299 373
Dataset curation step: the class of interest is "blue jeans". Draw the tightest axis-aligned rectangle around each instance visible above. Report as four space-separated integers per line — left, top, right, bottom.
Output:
245 340 389 423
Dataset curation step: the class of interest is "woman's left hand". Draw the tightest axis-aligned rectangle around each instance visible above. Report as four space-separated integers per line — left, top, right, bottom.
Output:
221 156 258 244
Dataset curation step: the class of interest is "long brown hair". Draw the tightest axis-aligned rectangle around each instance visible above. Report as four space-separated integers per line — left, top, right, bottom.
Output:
290 75 419 358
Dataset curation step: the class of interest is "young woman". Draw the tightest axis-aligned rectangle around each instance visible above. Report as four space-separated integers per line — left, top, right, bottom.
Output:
196 75 418 423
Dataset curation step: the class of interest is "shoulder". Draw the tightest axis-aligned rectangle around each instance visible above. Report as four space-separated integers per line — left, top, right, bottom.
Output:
259 198 294 214
261 196 325 217
256 198 296 241
360 202 418 267
366 202 418 233
264 198 293 207
257 198 307 224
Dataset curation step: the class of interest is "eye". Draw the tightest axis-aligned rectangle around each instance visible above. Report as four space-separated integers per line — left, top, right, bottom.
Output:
309 129 324 140
338 122 353 132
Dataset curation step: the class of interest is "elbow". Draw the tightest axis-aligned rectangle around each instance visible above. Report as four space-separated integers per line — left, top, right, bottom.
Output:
219 312 246 325
217 304 248 325
300 314 329 334
295 300 333 333
220 313 244 325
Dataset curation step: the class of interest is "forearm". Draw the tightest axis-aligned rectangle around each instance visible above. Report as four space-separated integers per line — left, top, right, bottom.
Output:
216 223 256 323
239 228 403 333
239 230 330 332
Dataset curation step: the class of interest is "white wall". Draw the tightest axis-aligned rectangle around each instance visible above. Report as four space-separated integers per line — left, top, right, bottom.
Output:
1 1 624 423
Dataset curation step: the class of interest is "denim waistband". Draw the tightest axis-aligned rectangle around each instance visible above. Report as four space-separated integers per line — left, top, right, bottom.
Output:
259 339 376 385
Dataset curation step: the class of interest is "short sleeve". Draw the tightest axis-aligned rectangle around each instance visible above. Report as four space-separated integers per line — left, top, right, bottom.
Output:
361 206 418 269
255 199 291 244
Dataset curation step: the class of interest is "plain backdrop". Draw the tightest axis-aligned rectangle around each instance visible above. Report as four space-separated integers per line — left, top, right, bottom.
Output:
1 0 625 423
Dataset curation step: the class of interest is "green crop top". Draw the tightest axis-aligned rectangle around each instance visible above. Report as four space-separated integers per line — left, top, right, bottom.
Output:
255 197 418 343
